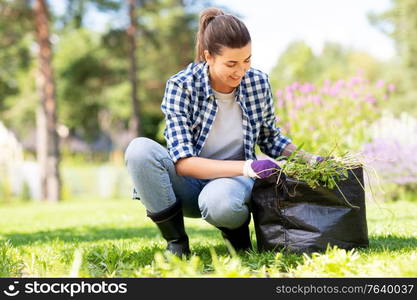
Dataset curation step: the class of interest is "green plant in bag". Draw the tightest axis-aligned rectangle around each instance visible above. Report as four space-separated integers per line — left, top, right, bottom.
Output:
276 145 363 190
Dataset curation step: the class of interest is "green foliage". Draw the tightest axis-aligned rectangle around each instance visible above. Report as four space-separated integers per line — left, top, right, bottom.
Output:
274 75 389 153
287 246 361 277
0 241 23 277
270 41 383 90
85 243 137 277
0 176 12 204
53 0 199 142
277 150 361 190
269 42 394 156
369 0 417 116
0 1 37 137
55 28 114 140
0 0 200 144
0 0 33 103
57 0 122 29
19 181 31 202
269 41 317 88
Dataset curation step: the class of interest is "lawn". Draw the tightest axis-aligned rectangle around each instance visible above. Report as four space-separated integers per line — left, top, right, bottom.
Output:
1 197 416 277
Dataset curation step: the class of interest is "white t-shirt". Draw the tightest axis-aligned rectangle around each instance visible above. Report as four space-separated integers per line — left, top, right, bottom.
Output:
199 88 245 160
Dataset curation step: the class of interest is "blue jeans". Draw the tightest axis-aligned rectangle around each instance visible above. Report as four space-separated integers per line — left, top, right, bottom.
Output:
124 137 255 229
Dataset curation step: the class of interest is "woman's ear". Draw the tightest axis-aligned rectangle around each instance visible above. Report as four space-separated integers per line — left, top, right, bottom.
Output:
204 50 212 64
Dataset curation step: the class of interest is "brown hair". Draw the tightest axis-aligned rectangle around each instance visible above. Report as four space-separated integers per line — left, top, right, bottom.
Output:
195 7 251 62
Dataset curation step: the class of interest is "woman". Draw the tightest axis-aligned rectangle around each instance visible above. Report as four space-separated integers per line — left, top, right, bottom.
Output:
125 7 321 257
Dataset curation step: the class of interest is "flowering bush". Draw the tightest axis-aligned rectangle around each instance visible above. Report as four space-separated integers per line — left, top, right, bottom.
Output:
361 112 417 201
275 72 396 154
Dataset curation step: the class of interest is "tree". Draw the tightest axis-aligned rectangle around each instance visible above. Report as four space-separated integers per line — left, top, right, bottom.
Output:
59 0 121 29
369 0 417 87
269 41 381 91
127 0 142 137
2 0 208 153
34 0 61 202
0 0 33 111
368 0 417 116
269 41 316 89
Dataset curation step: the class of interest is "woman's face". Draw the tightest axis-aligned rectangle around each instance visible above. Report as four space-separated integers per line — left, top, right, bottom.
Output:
204 43 252 93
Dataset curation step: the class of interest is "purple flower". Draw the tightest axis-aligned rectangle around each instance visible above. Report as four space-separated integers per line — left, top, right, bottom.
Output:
285 91 293 101
356 69 364 76
294 97 307 109
351 91 359 99
283 122 291 132
348 76 361 87
375 80 385 88
300 83 315 94
291 82 301 90
312 95 322 105
334 80 345 89
320 87 330 95
329 86 340 96
388 84 396 92
364 94 376 104
362 138 417 186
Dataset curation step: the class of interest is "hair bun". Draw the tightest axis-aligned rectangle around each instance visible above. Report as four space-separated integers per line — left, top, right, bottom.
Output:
194 7 250 62
199 7 224 29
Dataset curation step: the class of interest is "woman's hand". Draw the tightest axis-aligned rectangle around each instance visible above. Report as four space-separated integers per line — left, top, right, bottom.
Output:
243 159 281 179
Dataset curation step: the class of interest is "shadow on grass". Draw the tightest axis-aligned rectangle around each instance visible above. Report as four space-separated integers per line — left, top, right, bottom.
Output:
5 226 417 266
2 226 220 247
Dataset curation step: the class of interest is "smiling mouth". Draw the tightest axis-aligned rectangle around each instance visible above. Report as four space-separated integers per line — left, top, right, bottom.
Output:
230 76 240 81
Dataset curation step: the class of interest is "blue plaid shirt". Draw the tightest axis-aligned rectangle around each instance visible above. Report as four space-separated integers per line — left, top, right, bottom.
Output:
161 61 292 163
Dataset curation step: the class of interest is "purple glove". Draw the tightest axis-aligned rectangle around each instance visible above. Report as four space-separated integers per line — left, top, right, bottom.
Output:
243 159 281 179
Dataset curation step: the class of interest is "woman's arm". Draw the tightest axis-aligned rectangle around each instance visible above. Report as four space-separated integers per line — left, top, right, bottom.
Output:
175 157 245 179
161 80 197 163
175 143 310 179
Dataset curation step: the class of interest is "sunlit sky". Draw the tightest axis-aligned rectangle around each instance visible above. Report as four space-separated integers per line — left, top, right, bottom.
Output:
52 0 396 74
213 0 395 72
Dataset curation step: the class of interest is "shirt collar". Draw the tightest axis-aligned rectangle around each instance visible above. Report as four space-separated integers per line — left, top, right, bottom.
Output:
202 62 214 100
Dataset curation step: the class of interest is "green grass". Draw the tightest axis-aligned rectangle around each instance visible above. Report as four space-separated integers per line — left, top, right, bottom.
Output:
0 197 416 277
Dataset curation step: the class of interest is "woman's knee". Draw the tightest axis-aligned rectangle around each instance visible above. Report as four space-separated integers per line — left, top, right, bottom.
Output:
124 137 167 167
199 195 249 229
198 177 253 229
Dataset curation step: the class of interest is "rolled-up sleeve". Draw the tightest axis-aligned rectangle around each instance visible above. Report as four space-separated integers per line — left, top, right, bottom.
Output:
257 76 292 158
160 80 196 163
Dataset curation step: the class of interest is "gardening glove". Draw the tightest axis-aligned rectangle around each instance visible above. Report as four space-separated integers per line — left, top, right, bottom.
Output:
243 159 281 179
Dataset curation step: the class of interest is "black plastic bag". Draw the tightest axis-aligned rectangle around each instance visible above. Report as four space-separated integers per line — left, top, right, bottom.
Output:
251 167 369 253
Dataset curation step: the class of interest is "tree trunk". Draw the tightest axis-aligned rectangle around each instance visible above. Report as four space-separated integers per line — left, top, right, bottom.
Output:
34 0 61 202
127 0 142 138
